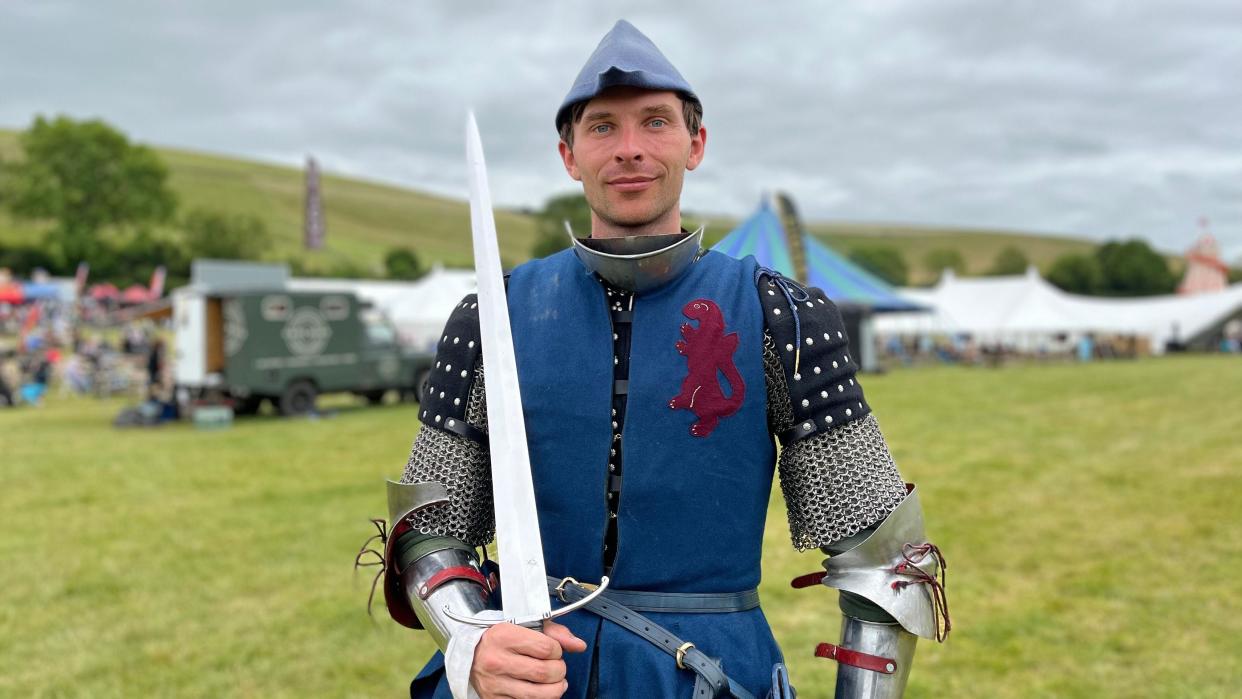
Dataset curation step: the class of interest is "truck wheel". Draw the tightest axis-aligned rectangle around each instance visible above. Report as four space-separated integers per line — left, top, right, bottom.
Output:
279 380 317 416
362 390 387 405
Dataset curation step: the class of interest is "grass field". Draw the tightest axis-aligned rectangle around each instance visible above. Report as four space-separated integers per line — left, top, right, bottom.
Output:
2 356 1239 698
0 127 1105 282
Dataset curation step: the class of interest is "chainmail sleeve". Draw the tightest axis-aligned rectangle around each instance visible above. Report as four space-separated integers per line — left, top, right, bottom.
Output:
399 295 495 548
759 272 908 551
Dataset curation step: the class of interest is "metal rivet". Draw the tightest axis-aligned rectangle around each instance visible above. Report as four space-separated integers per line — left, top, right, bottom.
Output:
454 398 461 406
445 364 452 372
825 415 833 424
447 419 455 427
821 390 828 398
801 399 810 408
453 337 459 344
773 308 781 315
805 337 814 345
802 422 811 431
813 366 821 374
460 370 467 378
845 408 852 416
785 344 794 352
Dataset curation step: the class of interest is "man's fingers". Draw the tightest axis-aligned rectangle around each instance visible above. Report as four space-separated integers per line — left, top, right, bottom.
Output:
502 655 568 684
477 677 568 699
491 622 564 660
543 619 587 653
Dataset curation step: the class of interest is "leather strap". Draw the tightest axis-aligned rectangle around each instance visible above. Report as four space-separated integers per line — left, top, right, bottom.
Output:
438 416 488 446
416 565 489 600
815 642 898 674
549 578 756 699
599 588 760 614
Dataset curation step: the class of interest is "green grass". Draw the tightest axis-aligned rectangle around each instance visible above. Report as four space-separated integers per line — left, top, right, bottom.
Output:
1 127 1105 280
2 356 1239 697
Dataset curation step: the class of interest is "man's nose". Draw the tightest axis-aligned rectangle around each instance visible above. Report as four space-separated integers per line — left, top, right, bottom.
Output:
613 126 644 163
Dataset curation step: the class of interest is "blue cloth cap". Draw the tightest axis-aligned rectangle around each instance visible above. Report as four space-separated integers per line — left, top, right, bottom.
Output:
556 19 700 132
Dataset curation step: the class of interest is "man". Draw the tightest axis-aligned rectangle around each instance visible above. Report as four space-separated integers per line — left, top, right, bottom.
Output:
373 20 948 699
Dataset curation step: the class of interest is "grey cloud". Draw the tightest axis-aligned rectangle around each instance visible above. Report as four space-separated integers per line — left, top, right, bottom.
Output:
1 1 1239 259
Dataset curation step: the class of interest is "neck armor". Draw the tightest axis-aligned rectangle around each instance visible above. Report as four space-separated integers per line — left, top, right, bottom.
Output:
569 227 704 293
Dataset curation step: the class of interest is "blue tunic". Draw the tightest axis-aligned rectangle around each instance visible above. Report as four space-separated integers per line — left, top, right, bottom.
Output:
413 249 782 698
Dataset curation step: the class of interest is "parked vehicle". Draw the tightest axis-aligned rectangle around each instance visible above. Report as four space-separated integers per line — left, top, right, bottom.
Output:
172 288 432 415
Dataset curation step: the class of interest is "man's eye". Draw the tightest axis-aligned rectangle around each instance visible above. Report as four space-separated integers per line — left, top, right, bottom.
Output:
649 119 667 128
592 124 611 134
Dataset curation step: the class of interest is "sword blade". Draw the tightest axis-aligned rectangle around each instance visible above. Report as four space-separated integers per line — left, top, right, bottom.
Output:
465 111 551 620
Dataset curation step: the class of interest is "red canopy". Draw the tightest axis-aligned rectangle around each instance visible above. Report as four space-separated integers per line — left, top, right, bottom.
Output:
0 284 22 304
89 283 120 301
121 285 152 304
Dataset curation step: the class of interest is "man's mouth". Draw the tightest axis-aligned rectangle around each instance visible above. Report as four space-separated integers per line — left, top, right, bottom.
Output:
607 176 656 193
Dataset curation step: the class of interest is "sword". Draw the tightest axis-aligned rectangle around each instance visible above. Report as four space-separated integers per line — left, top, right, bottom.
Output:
443 112 608 628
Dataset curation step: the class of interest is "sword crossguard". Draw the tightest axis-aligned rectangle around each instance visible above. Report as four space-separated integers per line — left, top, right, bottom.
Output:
442 576 612 628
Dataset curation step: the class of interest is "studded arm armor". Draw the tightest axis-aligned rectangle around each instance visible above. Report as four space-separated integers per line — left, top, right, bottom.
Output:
759 272 950 697
758 272 907 550
380 295 499 642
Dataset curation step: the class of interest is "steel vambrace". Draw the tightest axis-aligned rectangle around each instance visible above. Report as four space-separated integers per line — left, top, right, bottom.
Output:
398 538 497 651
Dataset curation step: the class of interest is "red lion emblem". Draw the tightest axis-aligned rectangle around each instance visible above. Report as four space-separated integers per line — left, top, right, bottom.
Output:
668 298 746 437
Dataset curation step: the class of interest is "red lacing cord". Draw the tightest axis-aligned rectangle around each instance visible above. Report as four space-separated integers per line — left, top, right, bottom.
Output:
891 542 951 642
353 518 388 618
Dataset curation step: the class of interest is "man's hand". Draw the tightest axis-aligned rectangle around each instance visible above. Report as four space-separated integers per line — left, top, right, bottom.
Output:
469 620 586 698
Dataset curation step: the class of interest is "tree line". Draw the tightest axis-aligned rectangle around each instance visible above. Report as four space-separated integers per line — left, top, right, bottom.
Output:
0 115 427 287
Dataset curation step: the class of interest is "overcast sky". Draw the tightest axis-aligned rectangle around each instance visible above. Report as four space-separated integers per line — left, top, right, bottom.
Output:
2 1 1240 260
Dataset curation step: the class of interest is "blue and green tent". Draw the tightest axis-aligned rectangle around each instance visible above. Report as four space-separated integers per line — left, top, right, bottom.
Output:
712 200 921 312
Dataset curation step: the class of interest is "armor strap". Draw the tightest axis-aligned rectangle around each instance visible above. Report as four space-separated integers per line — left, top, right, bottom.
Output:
815 642 897 675
416 565 491 600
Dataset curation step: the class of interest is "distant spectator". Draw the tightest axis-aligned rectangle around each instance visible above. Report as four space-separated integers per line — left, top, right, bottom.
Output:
147 339 166 398
0 372 13 406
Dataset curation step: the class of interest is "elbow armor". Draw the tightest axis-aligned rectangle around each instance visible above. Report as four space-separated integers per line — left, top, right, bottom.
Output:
794 485 950 698
381 480 498 651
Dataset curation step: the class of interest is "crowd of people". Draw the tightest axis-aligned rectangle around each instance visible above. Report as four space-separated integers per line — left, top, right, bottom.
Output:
0 314 167 408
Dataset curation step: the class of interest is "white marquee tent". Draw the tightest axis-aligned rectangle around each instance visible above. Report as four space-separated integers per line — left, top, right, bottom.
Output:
875 266 1242 353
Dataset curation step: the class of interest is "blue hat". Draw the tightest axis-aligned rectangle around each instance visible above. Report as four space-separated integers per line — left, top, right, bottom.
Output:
556 20 700 131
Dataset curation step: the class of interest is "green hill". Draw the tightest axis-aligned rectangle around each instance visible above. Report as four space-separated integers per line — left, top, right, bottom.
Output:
1 128 1101 283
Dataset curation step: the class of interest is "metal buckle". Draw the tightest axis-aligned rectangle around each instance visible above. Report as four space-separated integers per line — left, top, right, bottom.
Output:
675 641 695 670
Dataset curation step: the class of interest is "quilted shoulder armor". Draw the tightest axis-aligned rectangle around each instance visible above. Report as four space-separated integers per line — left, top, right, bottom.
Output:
418 294 486 444
757 270 869 444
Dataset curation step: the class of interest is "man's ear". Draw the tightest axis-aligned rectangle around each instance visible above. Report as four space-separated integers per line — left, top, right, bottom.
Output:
558 140 582 181
686 126 707 171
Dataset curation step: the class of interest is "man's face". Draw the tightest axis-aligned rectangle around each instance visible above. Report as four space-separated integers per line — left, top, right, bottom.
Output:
558 87 706 237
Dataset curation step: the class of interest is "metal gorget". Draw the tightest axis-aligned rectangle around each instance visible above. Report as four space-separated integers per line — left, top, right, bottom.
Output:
569 226 704 293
